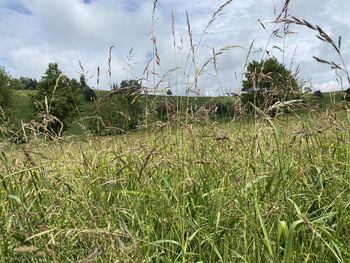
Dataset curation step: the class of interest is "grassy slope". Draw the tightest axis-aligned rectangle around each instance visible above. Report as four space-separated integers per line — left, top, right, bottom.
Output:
1 110 350 262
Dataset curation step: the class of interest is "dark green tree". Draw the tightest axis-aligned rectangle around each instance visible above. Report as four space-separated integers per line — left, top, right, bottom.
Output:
242 57 300 112
19 77 38 89
0 67 15 116
120 79 139 88
32 63 80 134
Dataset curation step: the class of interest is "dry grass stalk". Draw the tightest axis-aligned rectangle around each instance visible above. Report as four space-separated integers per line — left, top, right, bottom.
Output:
108 45 115 89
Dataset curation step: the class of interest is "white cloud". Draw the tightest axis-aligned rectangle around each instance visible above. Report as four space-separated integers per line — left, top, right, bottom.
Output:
0 0 349 95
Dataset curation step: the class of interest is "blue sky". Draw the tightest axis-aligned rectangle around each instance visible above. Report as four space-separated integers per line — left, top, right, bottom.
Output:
0 0 349 95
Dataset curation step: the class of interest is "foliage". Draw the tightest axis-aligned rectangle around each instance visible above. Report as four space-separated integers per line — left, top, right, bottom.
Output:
9 78 26 90
19 77 38 90
242 57 300 113
90 90 143 135
0 67 15 116
31 63 80 135
120 79 140 88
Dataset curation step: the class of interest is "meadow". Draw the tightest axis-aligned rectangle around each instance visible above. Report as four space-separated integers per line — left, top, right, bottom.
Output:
1 107 350 262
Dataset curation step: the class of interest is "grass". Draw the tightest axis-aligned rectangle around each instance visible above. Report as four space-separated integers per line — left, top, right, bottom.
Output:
12 90 37 124
1 110 350 262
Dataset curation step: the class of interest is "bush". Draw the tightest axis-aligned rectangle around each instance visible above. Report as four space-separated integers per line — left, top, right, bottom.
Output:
19 77 38 90
32 63 80 135
242 57 300 114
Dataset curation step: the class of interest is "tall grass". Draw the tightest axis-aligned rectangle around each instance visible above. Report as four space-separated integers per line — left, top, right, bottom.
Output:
1 110 350 262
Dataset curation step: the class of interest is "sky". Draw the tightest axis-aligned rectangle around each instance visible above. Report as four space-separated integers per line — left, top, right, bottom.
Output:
0 0 349 96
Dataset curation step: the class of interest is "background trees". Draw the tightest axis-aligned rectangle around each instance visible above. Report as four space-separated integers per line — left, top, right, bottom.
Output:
19 77 38 90
242 57 300 113
32 63 80 134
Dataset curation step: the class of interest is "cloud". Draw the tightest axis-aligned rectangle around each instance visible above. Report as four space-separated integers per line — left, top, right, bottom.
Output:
0 0 349 95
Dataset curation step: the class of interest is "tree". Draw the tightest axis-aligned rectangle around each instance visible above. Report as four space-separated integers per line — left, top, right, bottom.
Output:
0 67 15 116
120 79 139 88
242 57 300 113
10 78 26 90
32 63 80 134
19 77 38 89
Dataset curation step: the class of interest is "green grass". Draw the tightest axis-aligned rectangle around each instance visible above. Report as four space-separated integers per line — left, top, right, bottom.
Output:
12 90 37 124
1 109 350 262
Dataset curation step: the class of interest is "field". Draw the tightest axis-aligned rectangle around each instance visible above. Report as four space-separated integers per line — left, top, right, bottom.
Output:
1 109 350 262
